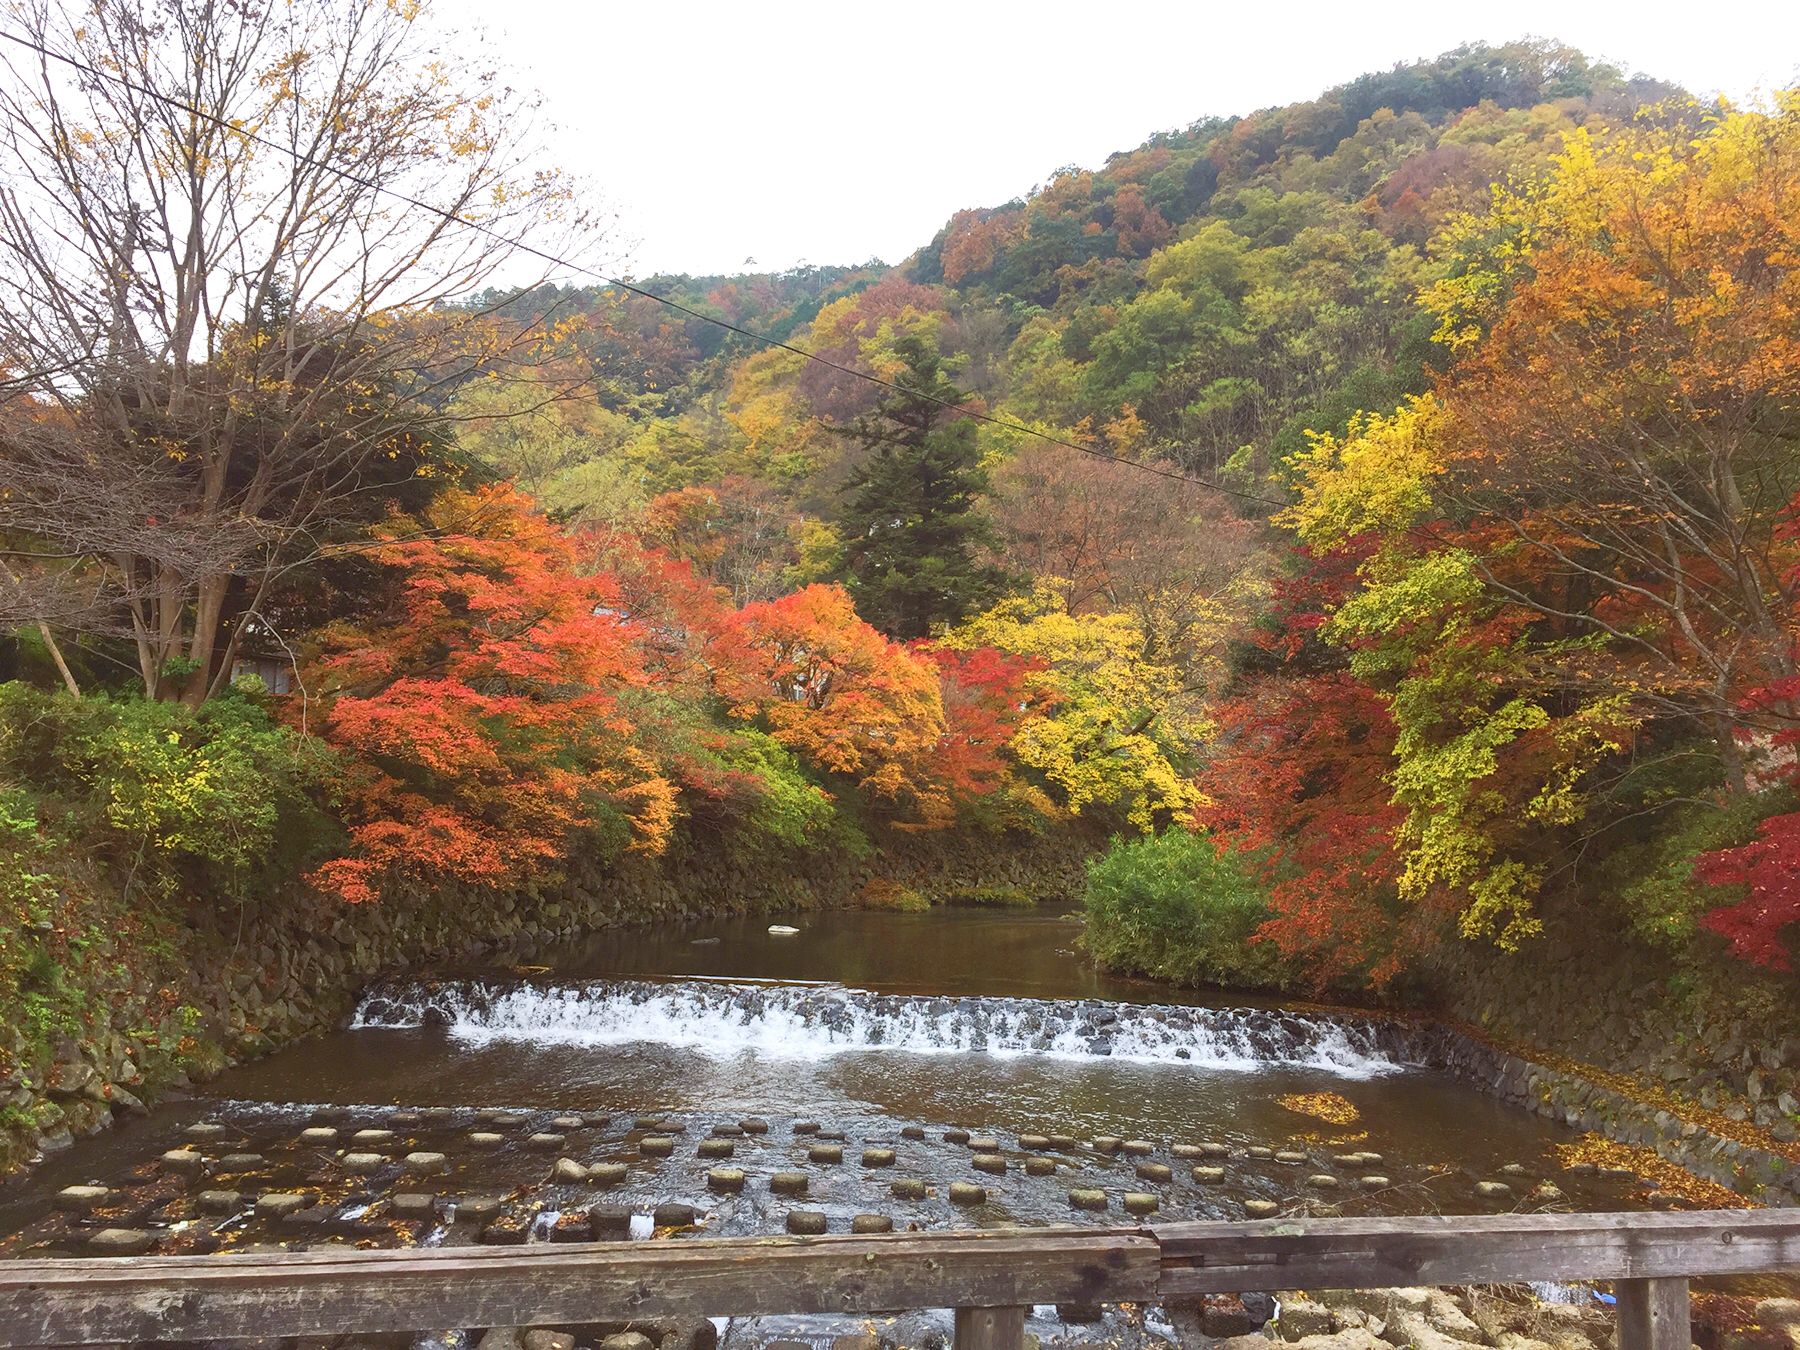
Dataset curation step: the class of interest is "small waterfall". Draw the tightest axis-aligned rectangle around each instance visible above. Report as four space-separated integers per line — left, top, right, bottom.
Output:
353 979 1410 1079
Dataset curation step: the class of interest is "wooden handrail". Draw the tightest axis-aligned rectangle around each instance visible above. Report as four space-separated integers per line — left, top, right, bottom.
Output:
2 1210 1797 1350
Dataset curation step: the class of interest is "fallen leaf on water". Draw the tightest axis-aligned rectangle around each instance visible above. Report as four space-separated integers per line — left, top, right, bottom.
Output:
1278 1092 1362 1127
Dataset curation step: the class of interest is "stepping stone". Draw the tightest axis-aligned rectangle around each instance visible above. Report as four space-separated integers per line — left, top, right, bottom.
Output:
1195 1142 1230 1157
455 1197 504 1224
1533 1183 1567 1202
591 1204 632 1235
890 1177 926 1201
1244 1200 1280 1217
588 1163 628 1187
185 1123 230 1142
862 1148 896 1168
1476 1180 1513 1198
1246 1147 1274 1159
549 1210 592 1242
1566 1161 1598 1175
1025 1157 1057 1176
1361 1175 1391 1188
312 1106 352 1123
480 1215 530 1245
421 1108 458 1126
1121 1140 1156 1156
551 1116 585 1131
698 1139 735 1159
808 1143 844 1164
551 1158 590 1184
216 1154 266 1171
1359 1152 1384 1165
1170 1144 1204 1159
1192 1166 1226 1184
197 1190 243 1215
159 1150 204 1178
770 1172 809 1196
707 1167 746 1194
816 1129 846 1141
1092 1136 1123 1154
710 1124 744 1138
942 1129 970 1144
1305 1174 1339 1189
390 1193 436 1218
634 1115 662 1129
341 1153 386 1175
404 1152 448 1175
255 1192 314 1219
1600 1166 1635 1181
351 1130 395 1146
1122 1192 1160 1215
949 1181 986 1205
528 1133 566 1151
298 1128 339 1146
489 1113 529 1129
972 1154 1007 1175
54 1186 112 1212
787 1209 827 1235
793 1120 821 1134
851 1214 894 1233
639 1136 676 1157
653 1202 696 1228
1500 1163 1529 1176
1019 1134 1052 1150
86 1228 154 1256
655 1119 687 1134
1069 1188 1108 1211
1135 1162 1173 1183
390 1111 423 1128
739 1118 770 1134
468 1133 505 1149
969 1137 999 1152
900 1126 926 1141
1047 1135 1079 1150
1274 1151 1308 1164
582 1113 612 1128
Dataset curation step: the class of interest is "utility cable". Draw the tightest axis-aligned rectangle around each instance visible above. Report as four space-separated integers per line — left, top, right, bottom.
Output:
0 24 1288 509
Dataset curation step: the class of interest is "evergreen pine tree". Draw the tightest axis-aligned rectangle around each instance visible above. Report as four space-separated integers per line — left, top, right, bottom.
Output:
832 335 1012 639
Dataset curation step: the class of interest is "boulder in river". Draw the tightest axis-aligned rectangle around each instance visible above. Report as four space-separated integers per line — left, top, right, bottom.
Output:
550 1158 590 1184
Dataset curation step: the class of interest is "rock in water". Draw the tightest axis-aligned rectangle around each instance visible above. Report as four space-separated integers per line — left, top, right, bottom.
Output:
767 925 800 935
1122 1192 1160 1215
851 1214 894 1233
1069 1188 1107 1211
786 1209 827 1234
949 1181 987 1205
770 1172 808 1196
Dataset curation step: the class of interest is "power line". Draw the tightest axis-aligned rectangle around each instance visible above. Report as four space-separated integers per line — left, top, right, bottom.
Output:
0 23 1288 510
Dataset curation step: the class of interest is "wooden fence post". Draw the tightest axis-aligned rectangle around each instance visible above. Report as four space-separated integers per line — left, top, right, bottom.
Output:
1616 1278 1691 1350
954 1305 1028 1350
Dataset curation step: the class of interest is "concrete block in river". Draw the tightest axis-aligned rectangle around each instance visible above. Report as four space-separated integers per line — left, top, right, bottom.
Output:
588 1162 628 1187
1305 1174 1339 1189
1122 1191 1160 1214
404 1151 448 1175
769 1171 808 1196
85 1228 155 1256
351 1129 394 1146
786 1209 827 1234
1092 1136 1123 1154
468 1132 505 1149
341 1152 386 1174
972 1153 1006 1175
639 1135 676 1157
969 1137 998 1152
707 1167 746 1194
1135 1162 1173 1183
528 1133 566 1151
698 1138 735 1159
655 1118 687 1133
851 1214 893 1233
1244 1199 1280 1216
949 1181 986 1205
1047 1134 1079 1149
739 1118 769 1133
1121 1140 1155 1156
1246 1147 1274 1159
1170 1144 1203 1158
551 1116 586 1130
159 1150 204 1178
298 1127 339 1145
216 1154 266 1171
455 1196 504 1224
184 1122 230 1142
710 1123 744 1137
197 1190 242 1214
549 1210 592 1242
1361 1175 1391 1188
55 1185 112 1211
808 1143 843 1164
653 1202 696 1227
1018 1134 1051 1150
900 1126 926 1140
1069 1188 1107 1210
1192 1166 1226 1184
390 1193 436 1218
862 1148 896 1167
551 1158 590 1184
255 1192 314 1218
1475 1180 1513 1198
1274 1150 1307 1164
889 1177 926 1201
942 1129 969 1144
591 1203 632 1235
793 1120 820 1134
1025 1157 1057 1175
480 1214 530 1244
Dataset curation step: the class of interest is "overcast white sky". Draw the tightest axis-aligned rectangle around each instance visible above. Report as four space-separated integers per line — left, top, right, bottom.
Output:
432 0 1800 281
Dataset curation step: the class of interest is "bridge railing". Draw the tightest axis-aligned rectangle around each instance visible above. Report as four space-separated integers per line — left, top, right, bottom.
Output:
4 1209 1797 1350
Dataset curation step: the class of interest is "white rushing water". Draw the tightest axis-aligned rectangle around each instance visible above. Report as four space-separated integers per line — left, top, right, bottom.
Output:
352 979 1408 1079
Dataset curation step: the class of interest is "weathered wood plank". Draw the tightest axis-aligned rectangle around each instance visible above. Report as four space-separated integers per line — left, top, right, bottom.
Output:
1616 1278 1690 1350
1152 1209 1800 1296
954 1305 1029 1350
0 1229 1158 1347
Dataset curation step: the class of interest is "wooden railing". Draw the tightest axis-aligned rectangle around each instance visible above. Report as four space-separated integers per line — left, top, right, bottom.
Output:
3 1210 1797 1350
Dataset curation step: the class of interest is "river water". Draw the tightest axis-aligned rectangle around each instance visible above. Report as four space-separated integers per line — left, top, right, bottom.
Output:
0 903 1651 1260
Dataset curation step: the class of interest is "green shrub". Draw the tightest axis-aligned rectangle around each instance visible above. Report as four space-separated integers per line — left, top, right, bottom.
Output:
861 878 931 911
1081 828 1287 989
944 885 1036 908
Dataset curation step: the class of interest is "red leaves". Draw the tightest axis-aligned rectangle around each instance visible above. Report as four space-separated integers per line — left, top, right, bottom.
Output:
1696 811 1800 970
